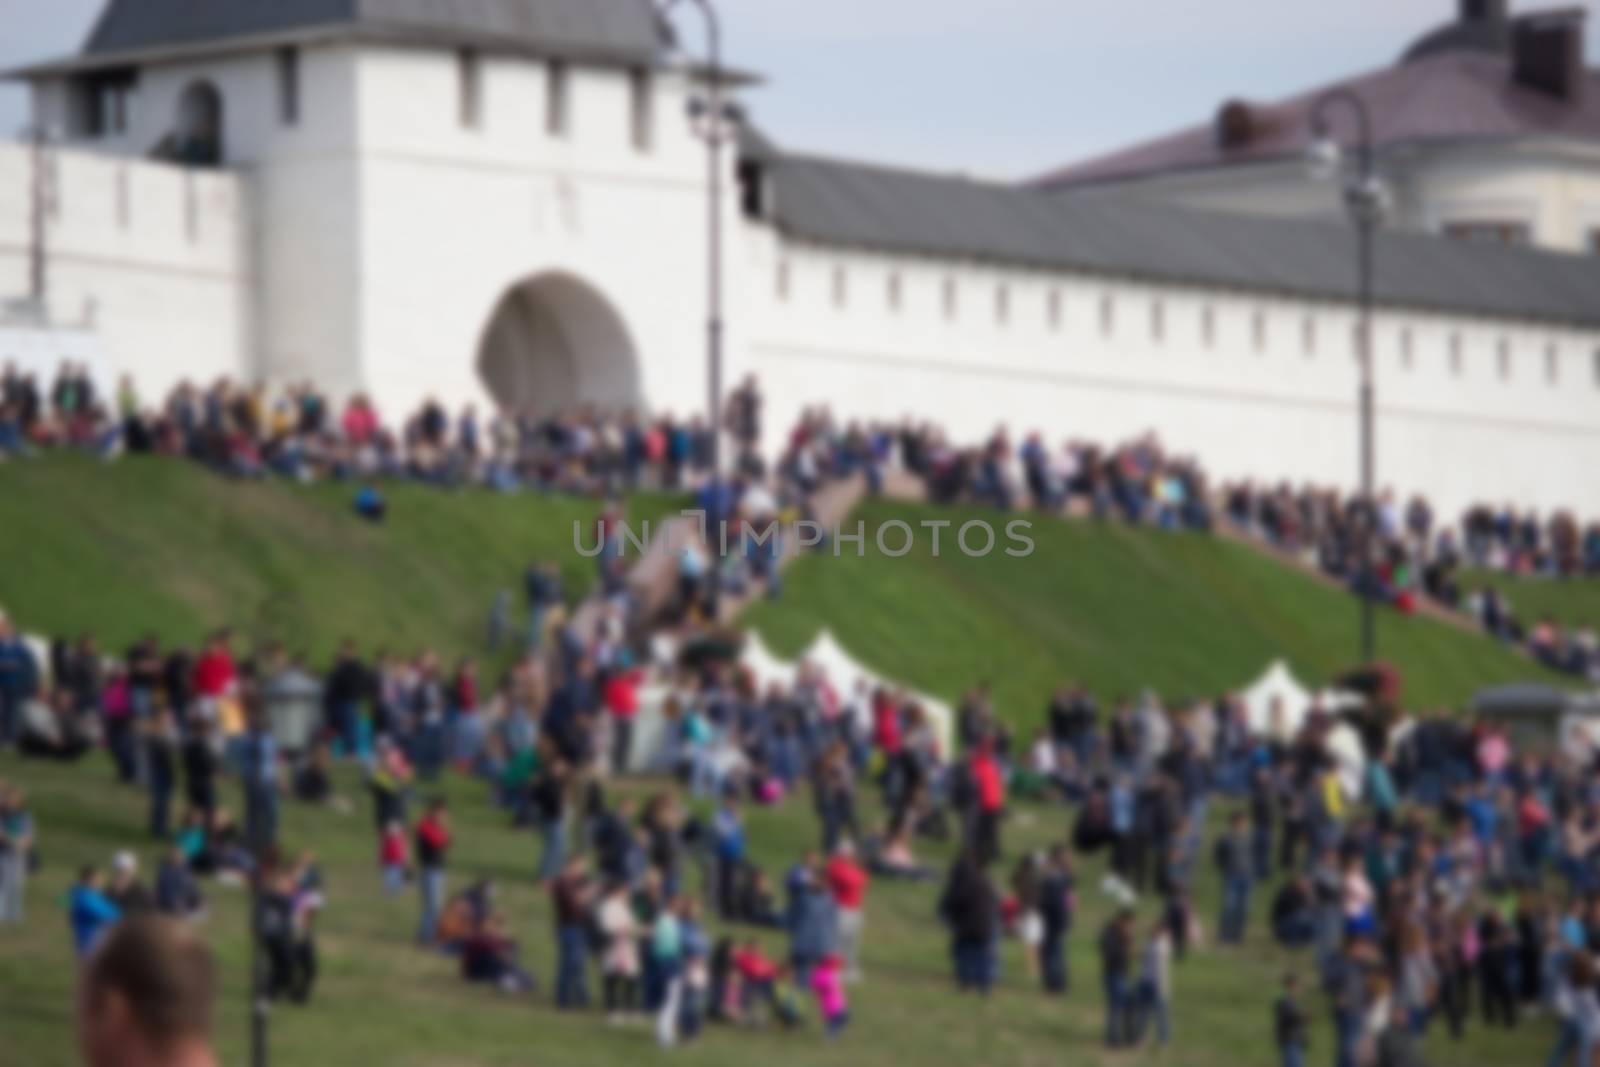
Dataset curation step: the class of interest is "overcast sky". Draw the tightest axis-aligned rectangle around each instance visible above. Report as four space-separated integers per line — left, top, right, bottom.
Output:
2 0 1595 179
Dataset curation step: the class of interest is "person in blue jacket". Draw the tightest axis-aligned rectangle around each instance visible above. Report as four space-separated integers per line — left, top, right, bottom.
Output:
70 865 122 958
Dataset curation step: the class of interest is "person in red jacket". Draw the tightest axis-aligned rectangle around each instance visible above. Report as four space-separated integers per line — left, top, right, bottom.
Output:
871 689 901 758
969 738 1006 867
602 655 643 774
414 799 451 945
825 840 870 982
191 631 236 721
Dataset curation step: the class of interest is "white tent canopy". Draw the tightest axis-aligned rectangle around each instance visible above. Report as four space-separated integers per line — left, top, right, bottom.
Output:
1239 658 1368 799
744 629 955 756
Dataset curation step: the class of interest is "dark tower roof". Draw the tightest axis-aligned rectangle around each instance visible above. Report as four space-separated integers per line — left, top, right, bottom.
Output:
24 0 664 72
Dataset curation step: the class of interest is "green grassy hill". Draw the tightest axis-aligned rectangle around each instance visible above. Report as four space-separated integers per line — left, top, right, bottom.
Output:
0 454 676 663
0 456 1580 714
1462 567 1600 630
745 498 1573 715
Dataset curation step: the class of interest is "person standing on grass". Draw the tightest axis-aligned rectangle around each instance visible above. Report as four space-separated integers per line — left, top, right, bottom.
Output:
143 707 178 840
323 640 370 759
76 915 219 1067
939 848 998 995
524 561 563 653
602 652 643 775
552 854 595 1010
1250 766 1276 882
825 839 869 982
1216 810 1253 944
598 880 641 1022
1135 916 1173 1047
0 784 34 923
653 894 686 1047
1099 908 1136 1047
532 758 569 884
1275 972 1309 1067
787 855 838 992
1039 844 1075 993
414 797 451 946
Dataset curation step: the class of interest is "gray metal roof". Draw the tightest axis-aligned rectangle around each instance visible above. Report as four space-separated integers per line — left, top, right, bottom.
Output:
761 150 1600 328
78 0 663 63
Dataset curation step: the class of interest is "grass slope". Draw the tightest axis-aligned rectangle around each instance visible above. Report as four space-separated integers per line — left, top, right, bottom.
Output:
745 499 1569 716
0 754 1551 1067
0 454 678 661
1462 568 1600 631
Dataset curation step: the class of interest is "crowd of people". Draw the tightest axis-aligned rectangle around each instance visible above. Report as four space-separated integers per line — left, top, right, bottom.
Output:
0 362 775 499
6 572 1600 1067
1223 482 1600 681
4 360 1600 1067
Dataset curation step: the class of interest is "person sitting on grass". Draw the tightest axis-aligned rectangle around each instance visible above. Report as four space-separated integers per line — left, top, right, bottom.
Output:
461 911 535 994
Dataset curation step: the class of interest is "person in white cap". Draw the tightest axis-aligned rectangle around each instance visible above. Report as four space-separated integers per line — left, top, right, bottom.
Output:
107 851 152 914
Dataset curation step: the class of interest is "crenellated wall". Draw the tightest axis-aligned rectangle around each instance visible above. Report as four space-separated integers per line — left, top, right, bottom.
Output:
0 142 251 398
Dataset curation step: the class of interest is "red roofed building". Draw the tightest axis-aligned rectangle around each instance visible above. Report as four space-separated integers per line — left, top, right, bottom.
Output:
1032 1 1600 256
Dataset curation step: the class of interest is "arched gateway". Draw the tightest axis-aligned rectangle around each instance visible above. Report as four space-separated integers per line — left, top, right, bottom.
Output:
476 273 642 416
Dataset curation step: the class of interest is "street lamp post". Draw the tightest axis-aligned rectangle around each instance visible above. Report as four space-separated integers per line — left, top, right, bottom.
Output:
662 0 739 623
1308 89 1386 666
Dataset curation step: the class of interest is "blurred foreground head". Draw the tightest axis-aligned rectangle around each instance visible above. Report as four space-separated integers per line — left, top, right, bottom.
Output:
77 915 218 1067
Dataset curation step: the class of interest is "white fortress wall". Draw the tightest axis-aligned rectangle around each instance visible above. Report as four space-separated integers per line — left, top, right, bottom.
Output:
0 142 249 399
744 232 1600 519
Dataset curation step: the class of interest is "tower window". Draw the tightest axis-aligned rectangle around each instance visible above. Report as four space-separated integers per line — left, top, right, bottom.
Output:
996 285 1010 326
1302 315 1316 357
775 260 789 302
1047 289 1062 330
1150 300 1165 343
547 62 570 137
943 278 958 321
1400 327 1413 370
458 50 482 129
887 272 902 313
1497 338 1511 381
1100 294 1115 337
832 267 847 309
1545 343 1558 385
1201 305 1215 349
277 47 300 126
1450 333 1464 376
1252 310 1266 353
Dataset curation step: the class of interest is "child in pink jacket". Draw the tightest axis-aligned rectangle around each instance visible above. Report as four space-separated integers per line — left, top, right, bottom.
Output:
810 952 849 1037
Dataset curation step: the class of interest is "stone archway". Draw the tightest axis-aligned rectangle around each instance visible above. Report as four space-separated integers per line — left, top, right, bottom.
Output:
476 272 642 415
